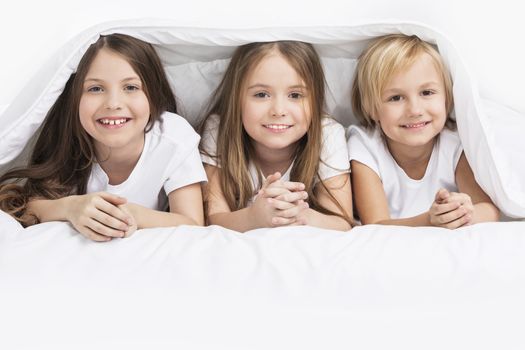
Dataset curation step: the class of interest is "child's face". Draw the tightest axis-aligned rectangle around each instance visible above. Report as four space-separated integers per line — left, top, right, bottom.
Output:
241 49 311 160
79 48 150 157
374 53 447 152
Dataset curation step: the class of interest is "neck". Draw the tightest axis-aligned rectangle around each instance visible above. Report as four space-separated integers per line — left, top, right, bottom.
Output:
253 143 296 177
386 137 436 180
95 137 145 185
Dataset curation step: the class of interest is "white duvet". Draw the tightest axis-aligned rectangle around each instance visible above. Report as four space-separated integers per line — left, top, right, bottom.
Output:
1 20 525 349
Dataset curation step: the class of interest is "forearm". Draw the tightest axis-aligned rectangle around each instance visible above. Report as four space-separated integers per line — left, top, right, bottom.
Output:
27 197 72 223
207 207 262 232
472 202 500 224
303 208 352 231
373 212 431 227
127 203 200 228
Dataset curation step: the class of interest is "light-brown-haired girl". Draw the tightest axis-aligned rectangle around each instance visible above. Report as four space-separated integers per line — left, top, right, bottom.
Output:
199 41 353 232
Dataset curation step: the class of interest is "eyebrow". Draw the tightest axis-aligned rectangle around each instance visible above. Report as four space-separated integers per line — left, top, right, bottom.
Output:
383 82 441 93
247 83 307 90
84 77 141 83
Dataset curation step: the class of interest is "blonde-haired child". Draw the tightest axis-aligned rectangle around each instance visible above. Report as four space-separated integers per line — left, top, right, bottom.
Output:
348 34 499 228
200 41 353 232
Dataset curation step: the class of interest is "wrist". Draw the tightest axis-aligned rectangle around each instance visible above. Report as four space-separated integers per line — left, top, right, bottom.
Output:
61 195 76 222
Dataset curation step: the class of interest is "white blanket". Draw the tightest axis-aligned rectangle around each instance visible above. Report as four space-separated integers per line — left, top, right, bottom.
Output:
1 216 525 349
1 20 525 349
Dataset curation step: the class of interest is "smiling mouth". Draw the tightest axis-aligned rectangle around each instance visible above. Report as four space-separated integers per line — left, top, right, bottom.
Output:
97 117 130 126
263 124 292 130
401 121 431 129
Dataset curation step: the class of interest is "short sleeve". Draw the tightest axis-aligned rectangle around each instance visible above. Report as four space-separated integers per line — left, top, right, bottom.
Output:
161 116 208 195
346 125 381 179
164 145 208 195
440 129 464 171
318 117 350 181
200 114 220 166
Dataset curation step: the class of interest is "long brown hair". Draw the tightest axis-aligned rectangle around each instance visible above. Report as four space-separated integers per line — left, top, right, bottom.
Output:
199 41 352 225
0 33 177 226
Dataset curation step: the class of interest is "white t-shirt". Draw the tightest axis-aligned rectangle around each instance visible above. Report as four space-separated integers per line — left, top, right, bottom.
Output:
347 125 463 219
201 114 349 200
88 112 207 211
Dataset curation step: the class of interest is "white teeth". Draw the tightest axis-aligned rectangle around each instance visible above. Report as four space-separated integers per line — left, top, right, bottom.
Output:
404 122 427 128
99 118 127 125
265 124 290 130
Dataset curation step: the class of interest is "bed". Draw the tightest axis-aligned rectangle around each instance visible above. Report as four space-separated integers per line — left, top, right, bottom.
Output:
1 20 524 350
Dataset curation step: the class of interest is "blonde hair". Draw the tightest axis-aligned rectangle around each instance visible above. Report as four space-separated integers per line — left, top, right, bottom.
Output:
199 41 352 225
351 34 455 129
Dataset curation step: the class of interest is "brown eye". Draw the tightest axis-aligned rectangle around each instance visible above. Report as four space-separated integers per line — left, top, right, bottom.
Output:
388 95 402 102
254 92 269 98
87 86 103 93
124 85 140 91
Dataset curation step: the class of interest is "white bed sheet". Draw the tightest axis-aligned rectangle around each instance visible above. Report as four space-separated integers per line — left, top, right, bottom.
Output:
1 220 525 349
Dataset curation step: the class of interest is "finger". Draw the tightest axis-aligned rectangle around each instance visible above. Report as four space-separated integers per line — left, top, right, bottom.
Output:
281 181 306 192
263 186 292 198
261 172 282 190
92 209 131 231
278 202 309 218
435 188 449 203
271 216 297 227
275 191 308 203
79 226 112 242
98 192 127 206
444 213 471 229
437 207 467 225
268 198 296 210
86 218 126 238
122 226 137 238
433 201 461 215
95 200 133 226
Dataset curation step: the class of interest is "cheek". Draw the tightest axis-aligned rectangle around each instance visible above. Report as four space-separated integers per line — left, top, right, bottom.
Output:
78 96 94 126
376 105 397 124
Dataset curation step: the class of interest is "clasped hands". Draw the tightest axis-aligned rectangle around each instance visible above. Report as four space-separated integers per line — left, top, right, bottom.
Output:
429 188 474 229
251 172 310 228
66 192 137 241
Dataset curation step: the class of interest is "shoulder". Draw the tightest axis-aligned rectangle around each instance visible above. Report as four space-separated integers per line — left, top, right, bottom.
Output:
347 124 380 148
438 128 463 166
346 124 384 177
152 111 200 145
439 128 461 146
321 116 345 135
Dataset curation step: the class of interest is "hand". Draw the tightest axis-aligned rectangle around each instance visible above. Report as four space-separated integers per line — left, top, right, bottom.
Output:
251 172 309 227
65 192 134 242
429 189 473 229
259 172 305 198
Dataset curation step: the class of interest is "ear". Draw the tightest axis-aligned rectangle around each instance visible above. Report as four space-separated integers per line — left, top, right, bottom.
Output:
369 111 380 127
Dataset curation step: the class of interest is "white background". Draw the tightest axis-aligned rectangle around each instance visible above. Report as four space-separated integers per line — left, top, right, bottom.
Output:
0 0 524 113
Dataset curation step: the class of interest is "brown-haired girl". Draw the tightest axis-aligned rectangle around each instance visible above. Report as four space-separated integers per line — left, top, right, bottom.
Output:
199 41 353 232
0 34 207 241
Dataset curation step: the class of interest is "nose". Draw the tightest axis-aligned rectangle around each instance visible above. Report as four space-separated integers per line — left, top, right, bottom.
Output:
104 90 122 110
407 97 423 118
271 96 287 117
